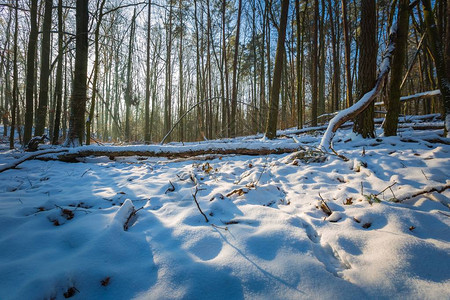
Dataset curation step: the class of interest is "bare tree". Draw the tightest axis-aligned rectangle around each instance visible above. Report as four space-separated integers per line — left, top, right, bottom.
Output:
9 0 18 149
265 0 290 139
353 0 377 138
342 0 353 108
86 0 107 145
23 0 38 145
35 0 53 136
64 0 89 147
144 0 152 143
310 0 319 126
422 0 450 136
52 0 64 144
384 0 409 136
230 0 242 137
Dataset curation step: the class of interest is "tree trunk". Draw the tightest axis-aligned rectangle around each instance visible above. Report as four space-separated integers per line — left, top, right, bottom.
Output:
318 0 326 117
9 0 18 149
265 0 290 139
164 2 173 141
125 9 137 141
384 0 410 136
259 2 267 132
328 0 340 112
64 0 89 147
35 0 53 136
295 0 303 129
342 0 353 108
230 0 242 137
422 0 450 137
2 7 12 137
353 0 377 138
52 0 64 145
145 0 152 143
86 0 107 145
23 0 38 145
446 2 450 83
311 0 319 126
179 0 185 141
222 0 230 137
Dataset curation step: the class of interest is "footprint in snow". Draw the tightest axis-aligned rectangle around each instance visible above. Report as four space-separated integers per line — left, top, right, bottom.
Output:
302 221 350 278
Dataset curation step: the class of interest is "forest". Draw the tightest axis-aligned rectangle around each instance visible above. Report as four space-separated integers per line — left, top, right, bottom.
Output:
0 0 449 299
0 0 448 147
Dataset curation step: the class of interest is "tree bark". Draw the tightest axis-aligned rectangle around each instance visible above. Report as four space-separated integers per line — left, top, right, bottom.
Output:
265 0 290 139
46 145 303 163
230 0 242 137
318 0 326 116
384 0 410 136
179 0 185 141
353 0 377 138
328 0 340 112
164 2 173 141
9 0 18 149
86 0 107 145
64 0 89 147
2 7 12 137
52 0 64 145
23 0 38 145
295 0 302 129
125 9 137 141
144 0 152 143
35 0 53 136
311 0 319 126
341 0 353 108
422 0 450 137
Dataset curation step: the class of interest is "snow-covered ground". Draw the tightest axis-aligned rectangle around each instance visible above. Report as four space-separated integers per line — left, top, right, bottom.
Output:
0 124 449 299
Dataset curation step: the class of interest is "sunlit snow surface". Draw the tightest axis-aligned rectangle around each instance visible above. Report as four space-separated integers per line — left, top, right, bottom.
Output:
0 125 449 299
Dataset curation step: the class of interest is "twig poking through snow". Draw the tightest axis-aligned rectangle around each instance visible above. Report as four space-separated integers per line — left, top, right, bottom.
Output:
192 187 209 223
165 181 175 194
123 207 143 231
375 182 397 197
81 168 91 178
318 193 332 216
211 224 228 230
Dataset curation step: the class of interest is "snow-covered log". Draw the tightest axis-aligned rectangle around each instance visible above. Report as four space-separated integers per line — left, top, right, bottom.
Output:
0 148 69 173
319 23 398 151
39 143 303 162
374 89 441 106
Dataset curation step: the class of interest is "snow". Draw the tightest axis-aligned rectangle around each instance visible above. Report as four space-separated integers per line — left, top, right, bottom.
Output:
0 124 449 299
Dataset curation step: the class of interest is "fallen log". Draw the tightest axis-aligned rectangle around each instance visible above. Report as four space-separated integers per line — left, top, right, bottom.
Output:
38 144 303 162
0 148 69 173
